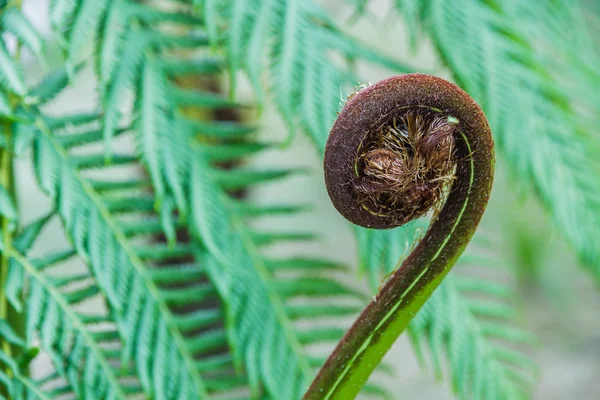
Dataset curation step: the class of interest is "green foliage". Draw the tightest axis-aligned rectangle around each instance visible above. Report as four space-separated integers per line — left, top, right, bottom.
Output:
196 0 415 147
25 108 247 398
192 157 378 399
410 273 536 400
390 0 600 279
2 0 597 399
46 2 393 398
10 243 133 399
1 7 47 69
0 319 66 400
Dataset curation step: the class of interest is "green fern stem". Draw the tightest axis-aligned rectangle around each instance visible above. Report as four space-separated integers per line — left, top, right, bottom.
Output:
0 117 15 400
304 74 495 399
0 118 14 331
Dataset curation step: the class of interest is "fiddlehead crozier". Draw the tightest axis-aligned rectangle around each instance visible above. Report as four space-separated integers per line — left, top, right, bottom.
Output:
304 74 495 399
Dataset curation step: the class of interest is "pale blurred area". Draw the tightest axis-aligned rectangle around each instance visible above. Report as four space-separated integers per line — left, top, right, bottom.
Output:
17 0 600 399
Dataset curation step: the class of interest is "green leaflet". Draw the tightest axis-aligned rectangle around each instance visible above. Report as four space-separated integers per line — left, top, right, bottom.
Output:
1 7 48 69
0 184 17 232
29 65 82 106
65 0 110 65
0 38 25 96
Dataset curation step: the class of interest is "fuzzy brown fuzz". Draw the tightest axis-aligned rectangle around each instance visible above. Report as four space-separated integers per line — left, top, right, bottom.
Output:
353 111 456 225
324 73 494 229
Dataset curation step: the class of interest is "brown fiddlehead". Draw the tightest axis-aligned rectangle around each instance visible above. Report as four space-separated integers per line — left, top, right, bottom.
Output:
303 74 495 399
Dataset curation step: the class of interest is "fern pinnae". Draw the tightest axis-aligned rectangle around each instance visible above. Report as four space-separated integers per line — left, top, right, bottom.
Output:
393 0 600 275
271 0 303 132
0 38 26 96
101 29 147 154
64 0 110 66
49 0 80 48
192 158 314 398
244 0 275 107
6 215 131 398
97 0 126 87
9 249 130 400
29 115 215 398
191 152 392 399
201 0 415 146
225 0 256 97
137 60 169 210
1 7 48 70
0 322 66 400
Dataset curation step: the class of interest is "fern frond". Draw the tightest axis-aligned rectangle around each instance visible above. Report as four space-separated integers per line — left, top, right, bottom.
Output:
0 320 75 400
391 0 600 279
9 248 134 399
26 106 252 399
3 213 135 398
191 154 393 399
196 0 415 146
45 2 396 398
355 213 536 399
409 271 536 400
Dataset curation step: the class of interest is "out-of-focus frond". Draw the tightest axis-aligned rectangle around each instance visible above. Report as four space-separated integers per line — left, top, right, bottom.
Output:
195 0 415 147
389 0 600 280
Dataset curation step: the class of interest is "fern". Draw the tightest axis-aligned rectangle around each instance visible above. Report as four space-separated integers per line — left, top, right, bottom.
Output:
389 0 600 280
196 0 415 147
44 3 396 398
192 157 383 398
2 1 590 399
410 272 536 400
8 244 135 399
196 1 538 398
0 319 77 400
23 108 249 398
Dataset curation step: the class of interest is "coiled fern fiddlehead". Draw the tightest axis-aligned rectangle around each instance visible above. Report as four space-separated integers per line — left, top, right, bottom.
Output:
303 74 495 399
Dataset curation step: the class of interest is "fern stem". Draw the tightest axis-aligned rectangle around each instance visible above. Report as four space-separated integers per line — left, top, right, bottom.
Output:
0 118 15 347
304 74 495 399
0 117 16 400
0 4 22 391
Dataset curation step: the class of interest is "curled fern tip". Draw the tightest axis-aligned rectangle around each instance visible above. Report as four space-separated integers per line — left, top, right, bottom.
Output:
308 74 495 399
